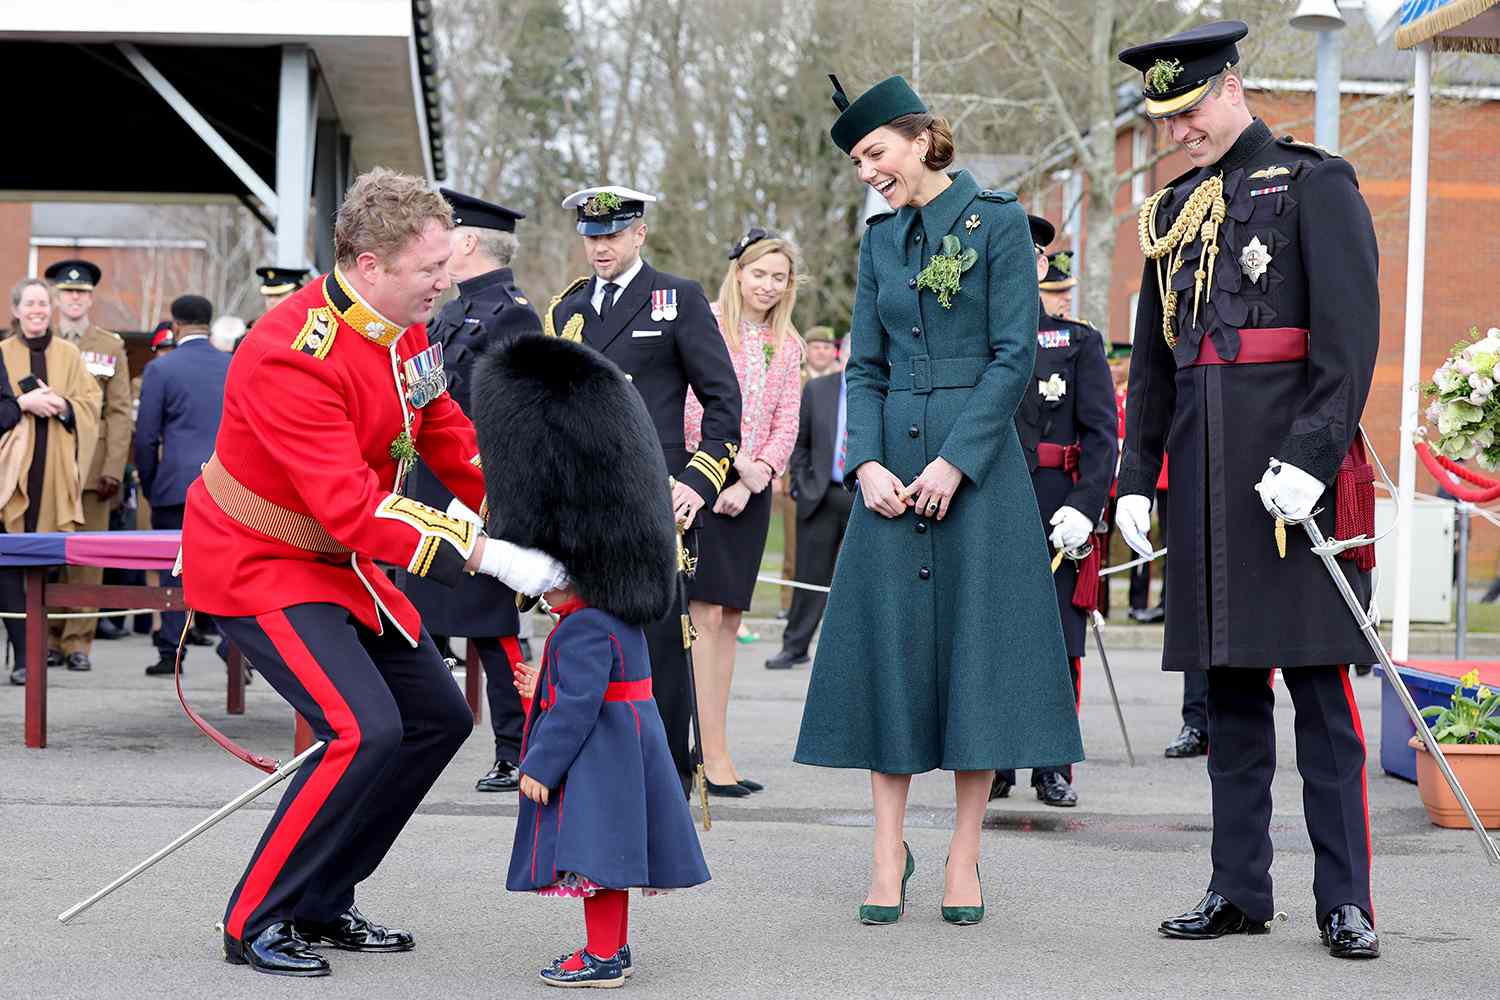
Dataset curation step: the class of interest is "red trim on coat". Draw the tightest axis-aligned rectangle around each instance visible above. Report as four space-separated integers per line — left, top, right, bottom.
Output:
1339 667 1375 922
225 610 362 939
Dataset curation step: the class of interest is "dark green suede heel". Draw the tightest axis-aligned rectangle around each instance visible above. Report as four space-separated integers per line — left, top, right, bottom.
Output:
858 842 915 925
941 862 984 925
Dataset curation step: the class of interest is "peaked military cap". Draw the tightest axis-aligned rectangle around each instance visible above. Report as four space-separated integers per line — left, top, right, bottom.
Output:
1040 251 1077 292
1118 20 1248 119
256 266 310 295
44 259 102 291
1027 215 1056 255
828 74 928 155
149 320 175 352
1108 341 1133 361
441 187 525 232
804 325 837 344
561 186 657 236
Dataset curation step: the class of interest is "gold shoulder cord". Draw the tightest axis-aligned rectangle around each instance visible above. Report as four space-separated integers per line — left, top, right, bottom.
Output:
1137 175 1226 348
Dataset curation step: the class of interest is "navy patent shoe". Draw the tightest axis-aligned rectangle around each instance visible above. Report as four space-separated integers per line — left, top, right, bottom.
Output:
540 949 625 988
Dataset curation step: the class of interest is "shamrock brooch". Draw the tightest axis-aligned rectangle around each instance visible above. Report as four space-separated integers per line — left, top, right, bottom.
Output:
915 235 978 309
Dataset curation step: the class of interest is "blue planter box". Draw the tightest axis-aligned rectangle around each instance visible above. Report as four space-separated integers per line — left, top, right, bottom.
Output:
1376 659 1500 782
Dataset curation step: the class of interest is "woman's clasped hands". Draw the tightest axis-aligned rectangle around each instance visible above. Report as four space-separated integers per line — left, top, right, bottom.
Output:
855 457 963 520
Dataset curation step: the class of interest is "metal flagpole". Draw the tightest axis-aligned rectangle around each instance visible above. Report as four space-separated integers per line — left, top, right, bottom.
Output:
58 740 327 923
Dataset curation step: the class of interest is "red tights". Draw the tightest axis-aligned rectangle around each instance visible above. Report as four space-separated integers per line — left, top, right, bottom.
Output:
560 889 629 969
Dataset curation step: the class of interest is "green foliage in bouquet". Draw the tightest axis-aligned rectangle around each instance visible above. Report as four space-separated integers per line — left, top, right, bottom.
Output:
1423 326 1500 469
1420 669 1500 745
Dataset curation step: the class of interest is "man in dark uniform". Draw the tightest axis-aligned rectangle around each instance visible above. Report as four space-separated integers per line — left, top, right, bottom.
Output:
992 216 1117 807
256 266 310 315
544 185 741 789
399 186 541 793
1116 21 1381 959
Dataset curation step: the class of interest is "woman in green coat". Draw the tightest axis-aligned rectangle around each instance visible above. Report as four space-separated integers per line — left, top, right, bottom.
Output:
793 76 1084 925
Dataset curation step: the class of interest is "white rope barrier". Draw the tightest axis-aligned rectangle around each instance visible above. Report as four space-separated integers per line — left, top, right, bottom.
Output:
0 608 156 621
757 546 1170 596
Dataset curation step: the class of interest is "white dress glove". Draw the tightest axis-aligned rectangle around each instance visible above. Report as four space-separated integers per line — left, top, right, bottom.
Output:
475 537 568 596
1049 505 1094 551
445 496 484 527
1116 493 1155 558
1253 459 1324 521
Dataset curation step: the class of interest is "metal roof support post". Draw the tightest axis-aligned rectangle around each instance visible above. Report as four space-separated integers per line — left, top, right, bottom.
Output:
314 119 345 273
276 45 313 269
1393 43 1432 664
116 42 278 218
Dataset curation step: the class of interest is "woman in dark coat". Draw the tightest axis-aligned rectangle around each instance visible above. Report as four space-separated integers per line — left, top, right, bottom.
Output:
793 77 1083 925
475 333 709 989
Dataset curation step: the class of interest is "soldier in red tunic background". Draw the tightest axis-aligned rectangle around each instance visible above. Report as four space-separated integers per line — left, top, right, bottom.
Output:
182 168 567 978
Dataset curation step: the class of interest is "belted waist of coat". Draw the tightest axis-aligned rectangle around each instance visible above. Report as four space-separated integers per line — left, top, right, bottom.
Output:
540 677 653 711
1036 442 1081 482
888 355 990 394
200 453 351 555
1191 327 1309 366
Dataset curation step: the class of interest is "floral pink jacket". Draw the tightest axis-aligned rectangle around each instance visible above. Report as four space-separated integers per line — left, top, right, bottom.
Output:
685 304 802 476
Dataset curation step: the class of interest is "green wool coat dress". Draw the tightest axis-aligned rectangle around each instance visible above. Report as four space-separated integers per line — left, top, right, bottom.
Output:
793 170 1085 774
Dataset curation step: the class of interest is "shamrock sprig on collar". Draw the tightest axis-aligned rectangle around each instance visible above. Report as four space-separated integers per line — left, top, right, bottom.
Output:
915 235 978 309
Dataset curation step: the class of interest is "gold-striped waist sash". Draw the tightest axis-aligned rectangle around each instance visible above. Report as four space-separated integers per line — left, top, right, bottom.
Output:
201 453 350 555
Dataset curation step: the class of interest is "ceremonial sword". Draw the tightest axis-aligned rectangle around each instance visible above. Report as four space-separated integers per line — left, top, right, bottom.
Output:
1054 542 1137 766
1266 499 1500 865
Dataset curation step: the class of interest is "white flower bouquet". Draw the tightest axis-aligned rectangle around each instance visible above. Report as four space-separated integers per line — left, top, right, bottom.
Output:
1424 327 1500 468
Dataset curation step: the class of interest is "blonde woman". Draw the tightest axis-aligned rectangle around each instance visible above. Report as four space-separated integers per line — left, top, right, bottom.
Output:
684 229 804 796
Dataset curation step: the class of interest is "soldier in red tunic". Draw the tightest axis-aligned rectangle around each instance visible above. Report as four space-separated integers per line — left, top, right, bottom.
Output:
182 168 566 978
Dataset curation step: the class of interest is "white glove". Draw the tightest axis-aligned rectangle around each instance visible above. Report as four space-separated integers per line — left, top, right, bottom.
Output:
475 537 568 596
1116 493 1155 558
1049 505 1093 551
1253 459 1324 522
445 496 484 527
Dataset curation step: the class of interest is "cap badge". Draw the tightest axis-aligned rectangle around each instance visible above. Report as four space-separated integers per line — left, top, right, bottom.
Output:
1240 236 1273 284
583 191 622 217
1146 58 1184 95
68 269 80 280
964 214 981 233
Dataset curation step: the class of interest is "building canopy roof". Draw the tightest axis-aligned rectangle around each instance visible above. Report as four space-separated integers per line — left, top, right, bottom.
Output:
0 0 443 202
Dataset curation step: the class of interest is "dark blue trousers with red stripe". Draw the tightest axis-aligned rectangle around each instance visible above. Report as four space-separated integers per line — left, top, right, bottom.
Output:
1206 665 1373 923
215 603 472 943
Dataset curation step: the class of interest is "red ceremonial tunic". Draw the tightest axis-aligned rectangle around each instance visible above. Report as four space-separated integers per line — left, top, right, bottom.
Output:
181 270 487 644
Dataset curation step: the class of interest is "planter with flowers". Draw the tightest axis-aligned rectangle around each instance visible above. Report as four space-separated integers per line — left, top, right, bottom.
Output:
1408 669 1500 829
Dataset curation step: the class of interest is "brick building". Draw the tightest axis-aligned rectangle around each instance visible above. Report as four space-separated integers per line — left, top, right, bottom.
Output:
1021 51 1500 576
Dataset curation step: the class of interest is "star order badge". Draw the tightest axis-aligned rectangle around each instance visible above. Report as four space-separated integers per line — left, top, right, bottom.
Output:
1038 372 1067 402
1240 236 1272 283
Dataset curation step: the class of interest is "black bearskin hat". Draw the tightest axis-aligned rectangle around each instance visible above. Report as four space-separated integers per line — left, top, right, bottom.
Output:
471 335 676 625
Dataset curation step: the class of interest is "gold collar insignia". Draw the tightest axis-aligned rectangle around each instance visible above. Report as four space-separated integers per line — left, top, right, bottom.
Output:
325 269 408 348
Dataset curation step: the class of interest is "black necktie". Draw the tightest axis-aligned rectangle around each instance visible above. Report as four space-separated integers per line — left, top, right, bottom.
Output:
599 282 620 318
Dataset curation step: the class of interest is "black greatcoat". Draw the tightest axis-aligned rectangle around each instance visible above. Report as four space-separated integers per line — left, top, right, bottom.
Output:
1015 310 1118 657
546 260 741 779
1118 119 1379 671
398 267 541 637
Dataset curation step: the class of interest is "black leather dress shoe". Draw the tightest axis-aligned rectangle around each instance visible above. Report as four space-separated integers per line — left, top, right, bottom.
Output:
224 922 331 977
1164 725 1208 758
9 666 24 686
1320 905 1379 959
705 778 751 798
765 650 809 670
65 652 92 672
1034 771 1078 807
1129 606 1166 624
47 649 64 669
1159 891 1270 939
95 618 127 640
988 774 1012 800
476 759 520 792
145 653 176 676
186 627 215 647
296 904 415 953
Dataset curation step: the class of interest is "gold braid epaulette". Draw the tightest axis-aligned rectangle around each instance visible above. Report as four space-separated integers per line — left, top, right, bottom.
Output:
1137 175 1226 349
543 276 592 342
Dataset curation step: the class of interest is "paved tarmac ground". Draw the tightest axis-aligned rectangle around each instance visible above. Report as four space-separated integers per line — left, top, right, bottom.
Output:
0 629 1485 1000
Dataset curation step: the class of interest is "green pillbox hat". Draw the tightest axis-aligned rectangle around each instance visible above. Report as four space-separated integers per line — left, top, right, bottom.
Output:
805 325 836 344
829 74 928 155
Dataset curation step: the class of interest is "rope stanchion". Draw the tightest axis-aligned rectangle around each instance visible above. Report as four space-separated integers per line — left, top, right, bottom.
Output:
1414 439 1500 503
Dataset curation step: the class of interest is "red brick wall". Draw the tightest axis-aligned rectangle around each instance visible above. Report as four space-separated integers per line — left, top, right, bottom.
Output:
1042 90 1500 578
